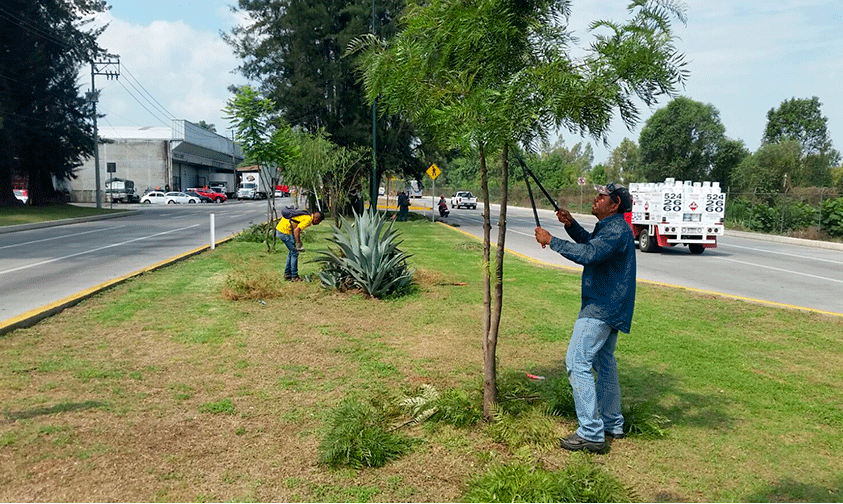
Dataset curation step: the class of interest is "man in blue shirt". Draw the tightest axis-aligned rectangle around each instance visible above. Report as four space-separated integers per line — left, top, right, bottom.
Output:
534 183 636 454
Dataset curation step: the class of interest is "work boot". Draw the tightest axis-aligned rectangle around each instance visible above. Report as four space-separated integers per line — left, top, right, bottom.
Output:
559 433 608 454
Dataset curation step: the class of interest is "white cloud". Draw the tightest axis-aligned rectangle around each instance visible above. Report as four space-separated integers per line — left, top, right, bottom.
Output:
92 12 247 132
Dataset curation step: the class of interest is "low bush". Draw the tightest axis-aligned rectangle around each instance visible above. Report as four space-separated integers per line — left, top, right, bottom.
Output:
463 453 632 502
318 398 414 469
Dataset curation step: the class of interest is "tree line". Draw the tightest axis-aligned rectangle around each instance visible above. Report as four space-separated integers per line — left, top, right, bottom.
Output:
0 0 108 207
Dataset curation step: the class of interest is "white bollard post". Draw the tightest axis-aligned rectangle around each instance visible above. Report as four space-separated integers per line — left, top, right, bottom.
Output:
210 213 216 250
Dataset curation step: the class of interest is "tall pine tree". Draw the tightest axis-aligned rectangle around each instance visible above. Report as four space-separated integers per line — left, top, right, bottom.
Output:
0 0 108 206
224 0 428 193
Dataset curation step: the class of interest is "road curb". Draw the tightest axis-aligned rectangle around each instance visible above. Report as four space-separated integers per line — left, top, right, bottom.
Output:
0 233 238 336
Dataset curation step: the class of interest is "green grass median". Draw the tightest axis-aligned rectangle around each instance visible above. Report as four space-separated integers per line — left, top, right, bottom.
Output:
0 204 127 227
1 219 841 501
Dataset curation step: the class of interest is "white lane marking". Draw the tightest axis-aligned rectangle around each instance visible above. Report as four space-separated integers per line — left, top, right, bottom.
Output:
721 243 843 265
0 225 128 250
0 224 200 276
718 257 843 284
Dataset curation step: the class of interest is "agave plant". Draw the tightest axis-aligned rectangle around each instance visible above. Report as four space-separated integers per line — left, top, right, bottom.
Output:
314 209 414 298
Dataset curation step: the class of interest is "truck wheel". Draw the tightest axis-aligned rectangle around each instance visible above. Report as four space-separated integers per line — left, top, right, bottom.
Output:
689 244 705 254
639 229 657 253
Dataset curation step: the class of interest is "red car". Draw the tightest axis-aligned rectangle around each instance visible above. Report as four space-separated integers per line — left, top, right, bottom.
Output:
188 187 227 203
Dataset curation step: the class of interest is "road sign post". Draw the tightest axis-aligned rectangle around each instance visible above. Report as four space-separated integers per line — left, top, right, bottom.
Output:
426 163 441 222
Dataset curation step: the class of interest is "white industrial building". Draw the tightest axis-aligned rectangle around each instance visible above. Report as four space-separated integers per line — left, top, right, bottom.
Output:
70 120 244 202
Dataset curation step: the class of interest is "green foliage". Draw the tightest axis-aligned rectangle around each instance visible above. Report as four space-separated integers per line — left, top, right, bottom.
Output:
463 453 632 502
820 197 843 237
398 384 483 428
234 222 273 243
223 0 426 191
0 0 108 206
726 197 819 234
639 97 729 182
488 406 559 451
199 399 235 415
764 96 840 162
429 388 483 428
318 398 414 469
314 209 414 298
622 401 671 439
731 140 804 194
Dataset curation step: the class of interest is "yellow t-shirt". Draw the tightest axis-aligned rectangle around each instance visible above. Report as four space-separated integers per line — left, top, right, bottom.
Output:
276 214 313 235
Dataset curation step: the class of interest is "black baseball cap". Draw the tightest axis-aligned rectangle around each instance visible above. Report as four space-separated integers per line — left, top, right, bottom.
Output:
594 182 632 213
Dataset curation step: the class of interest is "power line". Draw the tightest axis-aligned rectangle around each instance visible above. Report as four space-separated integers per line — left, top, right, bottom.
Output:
115 78 170 128
121 64 176 120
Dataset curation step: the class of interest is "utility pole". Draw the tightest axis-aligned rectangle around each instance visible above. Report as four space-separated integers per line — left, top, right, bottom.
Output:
89 58 120 209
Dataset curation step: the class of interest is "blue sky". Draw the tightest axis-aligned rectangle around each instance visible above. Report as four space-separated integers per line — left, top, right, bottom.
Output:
94 0 843 168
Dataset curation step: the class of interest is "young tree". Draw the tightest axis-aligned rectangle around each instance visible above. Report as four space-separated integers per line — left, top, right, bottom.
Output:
224 85 300 248
0 0 108 207
353 0 688 418
606 138 641 183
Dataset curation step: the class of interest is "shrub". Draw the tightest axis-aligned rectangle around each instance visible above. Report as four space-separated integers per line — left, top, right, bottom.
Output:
314 209 414 298
463 453 633 502
488 405 559 451
820 197 843 237
318 398 414 469
622 400 671 439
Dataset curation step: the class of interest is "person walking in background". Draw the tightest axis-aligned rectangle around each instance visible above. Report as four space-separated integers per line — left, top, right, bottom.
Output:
533 183 636 454
275 210 324 281
397 191 410 221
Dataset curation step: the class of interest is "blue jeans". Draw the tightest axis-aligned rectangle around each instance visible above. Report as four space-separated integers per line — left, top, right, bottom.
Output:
565 317 624 442
277 231 298 278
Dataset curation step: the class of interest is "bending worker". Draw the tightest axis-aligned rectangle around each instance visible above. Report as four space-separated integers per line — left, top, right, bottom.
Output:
276 210 324 281
533 183 635 454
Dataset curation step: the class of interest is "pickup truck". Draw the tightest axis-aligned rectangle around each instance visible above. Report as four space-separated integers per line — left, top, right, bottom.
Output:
188 187 227 203
450 191 477 209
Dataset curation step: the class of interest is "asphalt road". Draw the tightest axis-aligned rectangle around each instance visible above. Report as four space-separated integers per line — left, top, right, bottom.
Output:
0 198 287 326
439 203 843 316
1 198 841 330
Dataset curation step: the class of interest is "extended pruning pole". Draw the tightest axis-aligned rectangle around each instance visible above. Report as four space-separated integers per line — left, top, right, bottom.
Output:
512 151 560 213
521 162 541 227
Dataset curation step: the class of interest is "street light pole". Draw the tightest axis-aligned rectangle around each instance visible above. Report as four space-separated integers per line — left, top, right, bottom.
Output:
370 0 378 210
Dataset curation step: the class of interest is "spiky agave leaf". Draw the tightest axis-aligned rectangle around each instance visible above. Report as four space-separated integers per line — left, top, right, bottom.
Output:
313 209 414 298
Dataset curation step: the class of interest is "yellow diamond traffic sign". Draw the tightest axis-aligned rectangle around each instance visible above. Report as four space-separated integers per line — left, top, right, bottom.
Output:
426 163 441 180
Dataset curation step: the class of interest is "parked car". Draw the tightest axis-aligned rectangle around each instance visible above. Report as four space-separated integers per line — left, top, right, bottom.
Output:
450 191 477 209
164 192 200 204
13 188 28 204
274 184 290 197
188 187 227 203
140 191 167 204
185 191 212 203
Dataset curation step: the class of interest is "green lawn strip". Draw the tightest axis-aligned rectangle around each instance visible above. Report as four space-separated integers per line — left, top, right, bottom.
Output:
0 205 127 226
0 218 841 501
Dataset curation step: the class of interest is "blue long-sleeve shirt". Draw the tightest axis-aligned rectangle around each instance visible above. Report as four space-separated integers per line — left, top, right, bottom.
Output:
549 213 636 333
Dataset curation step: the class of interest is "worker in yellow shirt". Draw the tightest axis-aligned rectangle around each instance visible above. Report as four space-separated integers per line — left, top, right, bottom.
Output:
275 210 324 281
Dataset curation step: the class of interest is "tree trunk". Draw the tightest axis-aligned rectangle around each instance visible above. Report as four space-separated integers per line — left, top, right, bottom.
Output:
480 144 496 420
490 143 508 381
